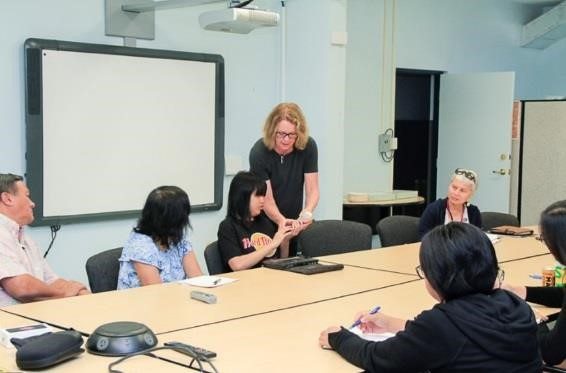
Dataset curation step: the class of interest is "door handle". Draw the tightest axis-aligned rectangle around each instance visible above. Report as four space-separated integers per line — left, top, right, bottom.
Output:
492 169 509 176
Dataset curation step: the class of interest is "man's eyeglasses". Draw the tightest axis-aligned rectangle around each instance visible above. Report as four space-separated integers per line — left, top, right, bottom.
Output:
415 265 425 279
275 131 298 140
454 168 476 183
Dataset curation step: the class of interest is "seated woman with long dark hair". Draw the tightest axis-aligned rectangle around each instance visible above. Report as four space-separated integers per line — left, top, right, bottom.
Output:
217 171 295 272
504 199 566 366
319 223 541 372
117 186 203 289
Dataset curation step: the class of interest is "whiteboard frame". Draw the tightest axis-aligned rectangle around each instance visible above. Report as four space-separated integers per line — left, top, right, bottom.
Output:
24 38 225 226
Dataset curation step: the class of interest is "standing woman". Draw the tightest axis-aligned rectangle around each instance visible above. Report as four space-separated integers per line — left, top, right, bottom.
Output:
418 168 481 238
217 171 294 272
249 103 319 242
117 186 203 289
503 200 566 366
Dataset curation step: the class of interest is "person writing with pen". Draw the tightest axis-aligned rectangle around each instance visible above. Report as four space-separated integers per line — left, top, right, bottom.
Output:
319 223 541 372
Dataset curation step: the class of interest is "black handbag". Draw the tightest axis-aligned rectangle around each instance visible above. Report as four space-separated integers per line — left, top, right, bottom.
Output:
12 330 84 370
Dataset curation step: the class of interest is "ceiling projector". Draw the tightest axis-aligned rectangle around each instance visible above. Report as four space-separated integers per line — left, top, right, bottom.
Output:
199 8 280 34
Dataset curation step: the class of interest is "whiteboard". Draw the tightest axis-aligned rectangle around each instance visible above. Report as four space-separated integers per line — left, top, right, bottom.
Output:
520 100 566 225
24 39 224 226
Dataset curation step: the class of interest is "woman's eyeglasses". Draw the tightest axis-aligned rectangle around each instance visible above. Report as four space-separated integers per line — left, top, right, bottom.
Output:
416 265 506 285
497 269 505 284
275 131 298 140
454 168 476 183
415 265 425 279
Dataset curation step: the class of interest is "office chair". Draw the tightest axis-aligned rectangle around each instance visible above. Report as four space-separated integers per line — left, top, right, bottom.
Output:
481 211 520 230
376 215 420 247
85 247 122 293
297 220 372 257
204 241 226 275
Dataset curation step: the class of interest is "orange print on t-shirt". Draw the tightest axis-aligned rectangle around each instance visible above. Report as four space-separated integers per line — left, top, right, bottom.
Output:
251 232 276 257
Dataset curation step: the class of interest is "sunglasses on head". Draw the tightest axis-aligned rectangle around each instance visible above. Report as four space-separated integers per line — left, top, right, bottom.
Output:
454 168 476 183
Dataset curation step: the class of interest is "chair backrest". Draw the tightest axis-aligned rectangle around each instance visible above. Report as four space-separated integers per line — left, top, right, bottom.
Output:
85 247 122 293
481 211 520 230
204 241 226 275
376 215 420 247
297 220 372 257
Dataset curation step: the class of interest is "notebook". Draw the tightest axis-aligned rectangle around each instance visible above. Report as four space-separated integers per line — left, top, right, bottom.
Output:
349 326 395 342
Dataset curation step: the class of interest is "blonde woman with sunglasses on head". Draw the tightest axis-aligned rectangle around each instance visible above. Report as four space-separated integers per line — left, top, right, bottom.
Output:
418 168 482 238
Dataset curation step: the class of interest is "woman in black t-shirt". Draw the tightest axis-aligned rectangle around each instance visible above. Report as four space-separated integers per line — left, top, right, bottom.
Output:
217 171 295 272
249 103 319 232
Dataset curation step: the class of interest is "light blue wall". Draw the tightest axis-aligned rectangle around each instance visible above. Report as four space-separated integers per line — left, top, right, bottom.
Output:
3 0 566 285
343 0 566 199
344 0 391 194
0 0 347 285
524 36 566 99
285 0 347 219
395 0 566 99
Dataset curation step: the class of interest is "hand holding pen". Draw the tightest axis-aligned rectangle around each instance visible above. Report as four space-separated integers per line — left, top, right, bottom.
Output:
350 306 381 329
351 306 407 334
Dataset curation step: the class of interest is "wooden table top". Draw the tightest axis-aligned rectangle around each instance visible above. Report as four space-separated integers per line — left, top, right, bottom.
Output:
321 230 549 275
2 266 415 335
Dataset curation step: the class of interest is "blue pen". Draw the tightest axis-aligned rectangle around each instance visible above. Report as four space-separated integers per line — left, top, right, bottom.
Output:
350 306 381 328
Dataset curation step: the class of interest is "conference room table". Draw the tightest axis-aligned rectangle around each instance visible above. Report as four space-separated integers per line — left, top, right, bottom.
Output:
139 254 563 373
0 310 189 373
0 282 434 373
133 256 563 373
0 229 560 372
154 282 438 373
320 229 548 275
501 253 556 285
2 266 415 336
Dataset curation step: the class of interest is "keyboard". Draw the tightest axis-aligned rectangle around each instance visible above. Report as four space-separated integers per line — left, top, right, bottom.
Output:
262 256 318 270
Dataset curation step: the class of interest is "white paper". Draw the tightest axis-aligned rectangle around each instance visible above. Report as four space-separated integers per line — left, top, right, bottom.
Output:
485 232 501 244
179 275 237 288
349 326 395 342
